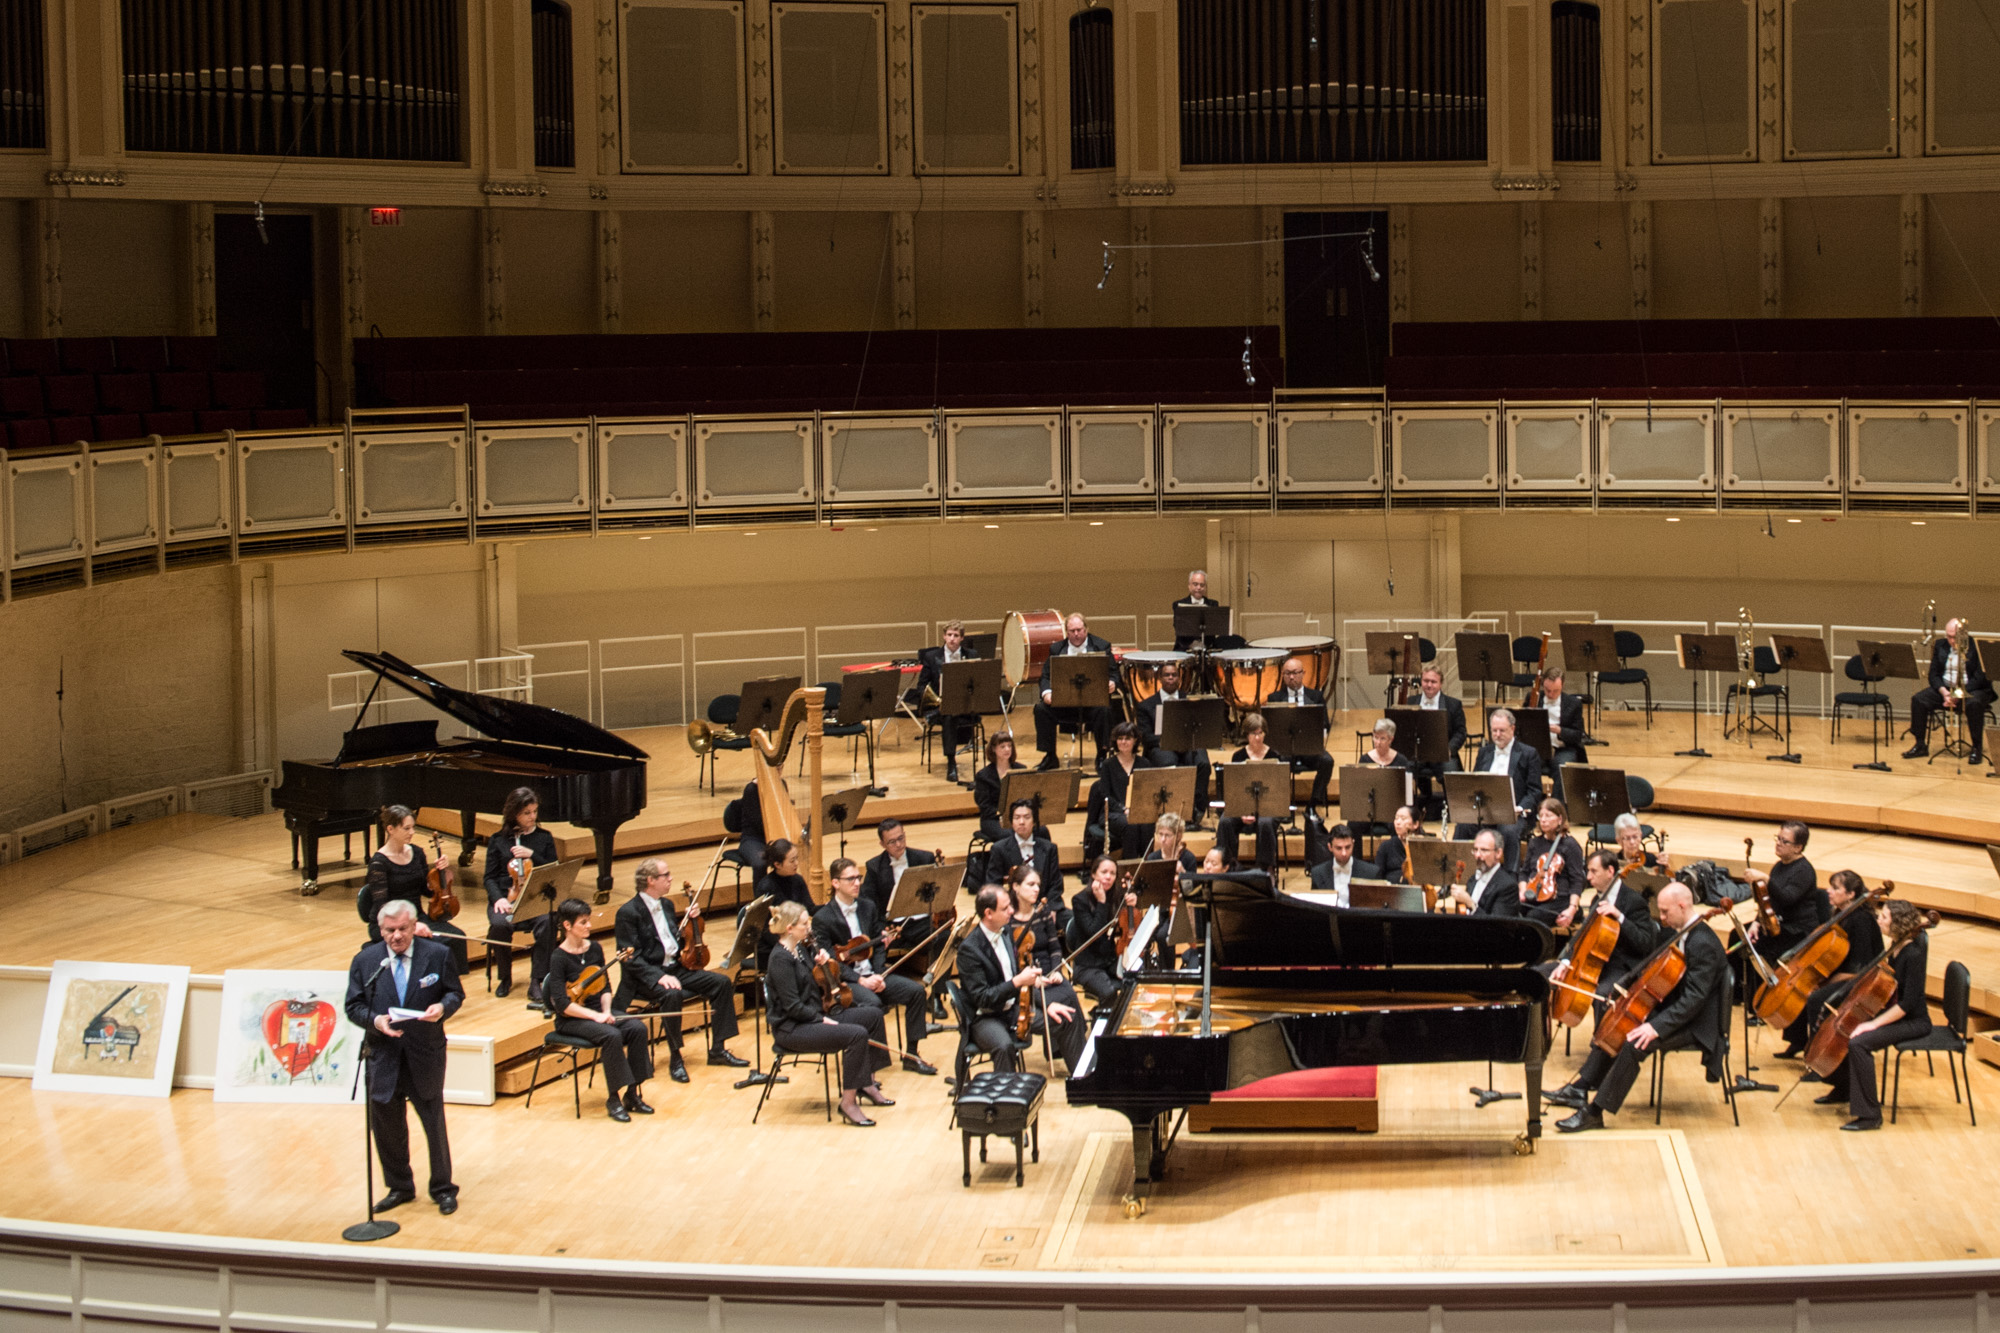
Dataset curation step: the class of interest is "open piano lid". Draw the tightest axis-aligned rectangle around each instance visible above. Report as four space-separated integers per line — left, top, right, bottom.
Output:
342 650 650 760
1190 873 1553 969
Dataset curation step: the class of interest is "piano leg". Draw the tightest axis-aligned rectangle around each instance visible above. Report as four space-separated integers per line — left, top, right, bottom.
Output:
588 826 616 905
1519 1001 1546 1154
457 810 479 868
1121 1111 1172 1216
298 824 322 895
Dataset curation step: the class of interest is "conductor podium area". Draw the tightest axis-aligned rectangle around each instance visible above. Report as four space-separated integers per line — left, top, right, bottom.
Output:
1 694 1999 1329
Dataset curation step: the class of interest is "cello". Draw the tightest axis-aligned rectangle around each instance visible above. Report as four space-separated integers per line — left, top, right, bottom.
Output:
426 832 461 922
1802 910 1940 1078
1592 905 1729 1057
1547 896 1625 1029
1751 880 1893 1028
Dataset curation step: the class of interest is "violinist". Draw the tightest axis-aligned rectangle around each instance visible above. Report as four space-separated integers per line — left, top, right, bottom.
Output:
546 897 654 1121
987 799 1062 889
955 886 1084 1071
1553 884 1730 1133
1517 798 1585 927
1215 713 1283 874
1611 813 1665 873
483 786 558 1003
1138 661 1212 824
811 858 937 1075
752 838 817 970
1067 856 1136 1005
973 733 1039 843
1542 853 1660 1081
1773 870 1883 1062
611 858 748 1081
1442 828 1519 916
762 900 893 1127
1006 867 1088 1068
1815 897 1931 1131
360 806 468 973
1743 821 1827 961
1411 666 1468 818
1307 823 1379 905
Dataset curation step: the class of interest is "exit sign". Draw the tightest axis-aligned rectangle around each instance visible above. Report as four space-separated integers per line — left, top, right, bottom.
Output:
369 208 402 226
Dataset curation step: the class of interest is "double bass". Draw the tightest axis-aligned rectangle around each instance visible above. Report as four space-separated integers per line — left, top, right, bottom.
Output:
1592 906 1729 1057
1751 880 1894 1028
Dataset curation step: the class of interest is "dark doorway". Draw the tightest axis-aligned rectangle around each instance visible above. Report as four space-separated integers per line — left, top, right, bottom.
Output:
216 212 317 420
1282 210 1390 388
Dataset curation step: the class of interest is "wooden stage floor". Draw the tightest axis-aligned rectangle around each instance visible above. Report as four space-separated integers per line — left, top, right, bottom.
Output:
0 702 1995 1273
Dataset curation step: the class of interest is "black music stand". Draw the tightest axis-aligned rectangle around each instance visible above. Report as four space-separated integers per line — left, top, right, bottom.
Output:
838 667 904 795
891 862 967 926
1513 709 1554 766
1158 697 1230 754
1348 880 1426 912
1129 767 1199 831
940 657 1007 724
1048 653 1113 770
1559 622 1617 744
820 786 870 860
1765 634 1829 766
1364 632 1422 710
1385 707 1451 768
1114 859 1180 914
999 767 1082 829
1221 762 1292 821
1561 764 1630 839
1402 836 1477 912
1339 764 1411 844
1261 703 1327 761
715 895 781 1089
1455 631 1515 736
1674 633 1738 758
1856 640 1921 769
1443 772 1517 833
737 674 801 737
1174 603 1231 646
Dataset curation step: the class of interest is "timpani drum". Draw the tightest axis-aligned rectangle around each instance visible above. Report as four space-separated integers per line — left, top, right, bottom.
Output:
1001 609 1066 686
1251 636 1339 693
1119 650 1192 707
1215 648 1287 711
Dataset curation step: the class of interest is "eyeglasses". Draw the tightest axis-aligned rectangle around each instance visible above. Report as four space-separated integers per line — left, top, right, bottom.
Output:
836 872 862 882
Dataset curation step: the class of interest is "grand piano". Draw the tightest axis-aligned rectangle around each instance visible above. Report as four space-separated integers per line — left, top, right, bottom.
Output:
1066 874 1553 1214
272 650 649 902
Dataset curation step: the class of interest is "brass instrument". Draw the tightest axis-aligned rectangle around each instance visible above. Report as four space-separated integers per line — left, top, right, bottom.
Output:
1951 617 1971 703
1918 597 1938 654
685 718 741 756
1737 606 1756 687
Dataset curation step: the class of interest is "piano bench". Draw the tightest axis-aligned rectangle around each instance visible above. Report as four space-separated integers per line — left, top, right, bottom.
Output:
954 1071 1045 1187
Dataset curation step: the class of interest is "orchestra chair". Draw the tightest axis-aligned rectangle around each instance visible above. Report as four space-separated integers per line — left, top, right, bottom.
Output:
751 976 835 1124
816 681 869 774
1830 654 1895 746
1585 775 1660 853
1596 631 1655 728
1645 1032 1740 1127
916 700 984 777
716 799 756 898
524 1030 599 1119
1723 646 1789 742
1891 961 1976 1127
1506 636 1545 696
698 695 753 794
944 978 1032 1089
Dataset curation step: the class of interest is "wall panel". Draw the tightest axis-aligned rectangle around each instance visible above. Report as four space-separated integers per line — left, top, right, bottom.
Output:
1040 209 1130 328
1405 204 1518 322
1147 207 1262 328
361 208 481 338
56 201 182 337
620 211 755 333
1920 193 2000 318
502 209 599 336
0 201 26 340
1781 194 1898 317
773 211 894 331
1651 197 1760 318
913 211 1022 328
1540 201 1641 321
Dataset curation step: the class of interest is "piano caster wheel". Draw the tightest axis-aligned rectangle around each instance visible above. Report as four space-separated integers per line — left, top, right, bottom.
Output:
1512 1133 1535 1157
1122 1195 1148 1219
299 880 320 897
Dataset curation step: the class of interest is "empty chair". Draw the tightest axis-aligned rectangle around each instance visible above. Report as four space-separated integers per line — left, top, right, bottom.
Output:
1890 960 1976 1127
1596 630 1654 726
1830 654 1894 746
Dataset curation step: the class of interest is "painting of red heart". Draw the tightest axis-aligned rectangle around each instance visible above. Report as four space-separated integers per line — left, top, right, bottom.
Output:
213 970 365 1104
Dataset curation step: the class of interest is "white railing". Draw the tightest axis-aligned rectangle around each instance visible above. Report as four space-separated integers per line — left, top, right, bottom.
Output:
512 639 593 723
599 633 689 729
691 628 808 719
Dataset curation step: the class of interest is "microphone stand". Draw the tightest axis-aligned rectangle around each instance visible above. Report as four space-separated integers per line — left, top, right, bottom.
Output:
343 957 399 1243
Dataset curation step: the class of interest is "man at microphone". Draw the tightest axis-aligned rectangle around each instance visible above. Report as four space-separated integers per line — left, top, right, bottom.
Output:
345 900 464 1216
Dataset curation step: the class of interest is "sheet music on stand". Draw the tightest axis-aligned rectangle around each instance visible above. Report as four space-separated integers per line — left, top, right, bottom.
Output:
1560 764 1631 832
1402 837 1477 888
1338 763 1412 834
508 858 585 928
939 657 1007 719
1385 707 1452 765
999 768 1082 826
1260 703 1327 760
1158 698 1230 752
1219 760 1292 820
1174 603 1231 645
887 861 970 923
1442 772 1518 827
1048 653 1114 767
1364 632 1422 699
1128 766 1198 828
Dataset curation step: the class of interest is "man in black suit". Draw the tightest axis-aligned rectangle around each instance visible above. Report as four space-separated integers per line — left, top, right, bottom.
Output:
1306 822 1380 905
916 620 980 782
986 799 1063 888
1137 660 1212 825
1440 828 1521 915
1171 569 1221 650
1035 613 1114 769
1903 620 1991 762
1265 657 1334 808
1455 708 1544 869
813 857 937 1074
1552 884 1731 1131
861 819 937 918
1530 669 1589 801
1411 665 1468 818
610 857 749 1081
955 886 1085 1070
344 901 464 1215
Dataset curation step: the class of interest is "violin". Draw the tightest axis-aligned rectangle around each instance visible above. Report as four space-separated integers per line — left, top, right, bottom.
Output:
812 949 853 1011
565 946 636 1007
506 843 530 906
1014 929 1039 1040
426 832 461 922
1549 896 1624 1028
1110 870 1142 955
678 881 712 971
1751 880 1894 1028
1526 851 1564 903
1802 909 1939 1077
1592 906 1728 1057
1740 836 1784 938
833 921 903 971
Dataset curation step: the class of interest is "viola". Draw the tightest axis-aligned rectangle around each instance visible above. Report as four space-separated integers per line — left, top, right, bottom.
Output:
1740 836 1784 939
812 950 853 1011
565 946 636 1007
1592 906 1727 1057
426 832 461 922
679 880 712 971
1014 929 1039 1040
1802 910 1939 1077
1110 870 1142 955
1548 900 1623 1029
1751 880 1894 1028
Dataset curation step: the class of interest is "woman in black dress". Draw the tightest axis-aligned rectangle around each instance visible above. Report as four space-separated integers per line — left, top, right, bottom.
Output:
359 805 468 972
1216 713 1282 872
1822 897 1932 1131
1517 797 1586 928
483 786 558 1001
545 897 654 1121
1006 865 1085 1054
1375 804 1422 885
973 732 1036 843
763 900 893 1126
1094 722 1147 858
1066 855 1135 1006
753 838 816 969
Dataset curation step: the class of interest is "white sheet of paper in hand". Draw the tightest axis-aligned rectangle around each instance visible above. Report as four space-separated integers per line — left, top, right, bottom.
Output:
388 1006 426 1022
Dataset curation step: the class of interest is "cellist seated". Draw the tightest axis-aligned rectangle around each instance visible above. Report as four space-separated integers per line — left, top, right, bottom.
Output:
611 857 749 1082
1772 869 1882 1061
1549 884 1731 1133
1541 850 1659 1029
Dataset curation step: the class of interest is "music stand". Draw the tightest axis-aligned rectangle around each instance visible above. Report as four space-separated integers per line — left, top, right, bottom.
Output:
736 674 801 738
1221 761 1292 822
1365 632 1422 709
837 667 904 794
1385 707 1451 767
508 858 583 936
1048 652 1113 769
1513 709 1553 765
1339 764 1412 842
1856 640 1921 769
1558 622 1618 744
1455 631 1516 734
1674 633 1739 758
1443 772 1518 830
1348 880 1427 912
1561 764 1631 836
1403 836 1477 903
888 861 968 926
819 786 870 860
1158 697 1230 753
1000 767 1082 829
1114 859 1180 914
1758 634 1824 765
1174 603 1231 646
1261 703 1327 761
1129 767 1198 829
940 657 1007 723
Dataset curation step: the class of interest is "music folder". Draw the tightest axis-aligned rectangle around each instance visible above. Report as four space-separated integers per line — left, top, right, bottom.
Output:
1442 772 1518 826
1260 703 1326 760
999 767 1082 826
508 858 585 925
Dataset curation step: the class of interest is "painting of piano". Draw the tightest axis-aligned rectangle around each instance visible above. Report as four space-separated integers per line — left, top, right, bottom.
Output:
33 960 191 1098
212 969 366 1104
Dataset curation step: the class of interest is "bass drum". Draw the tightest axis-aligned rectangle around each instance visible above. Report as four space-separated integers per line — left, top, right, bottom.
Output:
1215 648 1288 711
1120 650 1192 708
1251 636 1339 694
1001 609 1066 687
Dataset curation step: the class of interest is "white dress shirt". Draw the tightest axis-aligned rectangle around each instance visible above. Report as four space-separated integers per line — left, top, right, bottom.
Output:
1420 692 1441 711
1485 742 1514 776
980 924 1016 988
836 898 872 973
888 852 910 887
643 894 680 964
1468 863 1499 909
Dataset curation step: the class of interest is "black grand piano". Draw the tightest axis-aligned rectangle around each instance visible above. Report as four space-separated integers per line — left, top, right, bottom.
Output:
272 650 649 902
1066 874 1552 1213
